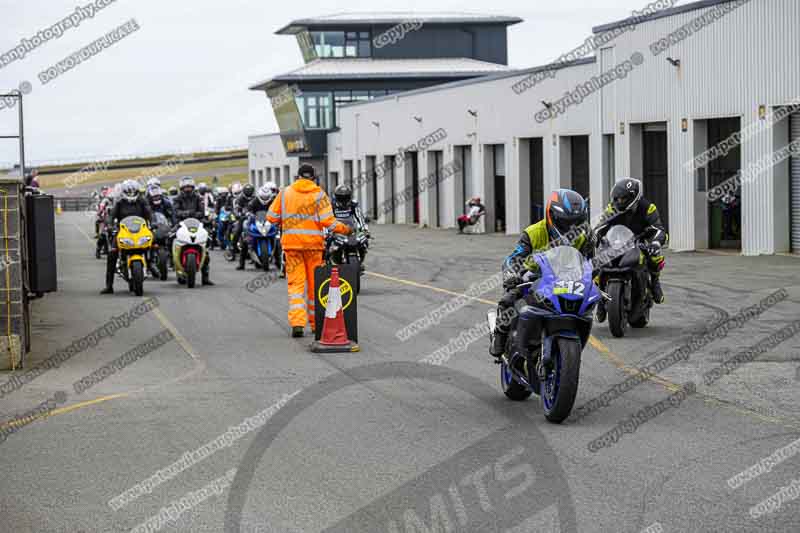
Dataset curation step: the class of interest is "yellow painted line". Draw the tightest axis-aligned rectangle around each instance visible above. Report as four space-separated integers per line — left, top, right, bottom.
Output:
0 393 128 431
367 270 800 429
151 307 199 360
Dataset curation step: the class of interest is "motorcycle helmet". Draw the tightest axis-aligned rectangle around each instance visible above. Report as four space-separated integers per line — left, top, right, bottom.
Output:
610 177 643 215
147 186 164 206
334 184 352 205
179 176 196 196
198 182 208 195
121 179 140 203
265 181 278 195
545 189 588 240
146 177 161 189
231 182 243 196
168 185 178 196
242 183 255 199
256 184 275 206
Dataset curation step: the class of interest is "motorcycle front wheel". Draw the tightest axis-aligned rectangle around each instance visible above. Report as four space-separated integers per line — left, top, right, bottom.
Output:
608 281 627 338
131 261 144 297
542 337 582 424
158 249 169 281
185 252 197 288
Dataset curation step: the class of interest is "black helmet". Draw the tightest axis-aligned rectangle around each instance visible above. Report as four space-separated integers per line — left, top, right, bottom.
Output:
545 189 588 239
297 164 316 181
242 183 255 198
334 184 352 205
610 177 642 215
168 186 178 196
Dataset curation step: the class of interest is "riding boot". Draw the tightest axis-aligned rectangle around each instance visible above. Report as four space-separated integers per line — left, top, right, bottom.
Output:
202 256 214 285
650 273 664 304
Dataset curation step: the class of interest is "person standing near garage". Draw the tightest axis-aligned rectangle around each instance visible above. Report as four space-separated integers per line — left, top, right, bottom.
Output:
268 164 351 338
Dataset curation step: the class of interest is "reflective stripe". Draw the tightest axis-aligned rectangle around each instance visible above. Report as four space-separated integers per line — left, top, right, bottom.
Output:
283 228 325 236
289 292 305 300
281 191 286 217
289 303 307 311
267 210 279 218
284 213 317 220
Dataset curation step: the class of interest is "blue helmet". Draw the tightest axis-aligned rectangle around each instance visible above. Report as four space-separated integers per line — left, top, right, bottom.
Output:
546 189 588 239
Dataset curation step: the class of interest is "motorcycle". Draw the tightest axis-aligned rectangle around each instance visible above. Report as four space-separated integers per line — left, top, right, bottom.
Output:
172 218 209 288
149 212 172 281
246 211 282 272
205 201 218 250
487 246 603 423
325 216 369 294
115 216 154 297
596 225 653 338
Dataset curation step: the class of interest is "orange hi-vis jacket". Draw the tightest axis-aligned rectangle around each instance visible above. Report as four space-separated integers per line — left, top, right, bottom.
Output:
267 178 349 250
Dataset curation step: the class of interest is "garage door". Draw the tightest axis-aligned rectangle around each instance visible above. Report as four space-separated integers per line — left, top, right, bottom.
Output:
792 111 800 252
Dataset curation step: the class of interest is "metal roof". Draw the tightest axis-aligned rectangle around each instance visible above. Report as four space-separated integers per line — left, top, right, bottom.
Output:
593 0 744 34
249 58 512 90
338 57 597 109
276 12 523 34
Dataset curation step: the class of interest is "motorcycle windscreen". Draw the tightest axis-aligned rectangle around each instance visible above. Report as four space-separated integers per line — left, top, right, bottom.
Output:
539 246 586 282
254 211 268 223
121 216 145 233
605 225 636 252
152 212 169 227
183 218 202 231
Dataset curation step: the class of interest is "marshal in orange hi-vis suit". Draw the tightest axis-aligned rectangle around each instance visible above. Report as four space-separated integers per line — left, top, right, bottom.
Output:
267 165 351 336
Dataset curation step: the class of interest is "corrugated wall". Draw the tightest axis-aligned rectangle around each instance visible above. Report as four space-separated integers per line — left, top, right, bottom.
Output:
600 0 800 254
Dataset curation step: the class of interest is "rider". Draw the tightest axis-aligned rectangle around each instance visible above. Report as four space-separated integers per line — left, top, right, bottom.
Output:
489 189 595 358
95 187 113 258
594 177 667 322
147 185 175 224
173 176 214 286
168 185 179 202
236 183 280 271
230 183 256 262
331 184 370 270
101 180 152 294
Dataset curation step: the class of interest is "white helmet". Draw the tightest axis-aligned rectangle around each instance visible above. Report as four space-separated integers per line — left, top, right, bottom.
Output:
179 176 195 194
121 179 139 203
257 184 276 205
231 182 243 195
146 177 161 189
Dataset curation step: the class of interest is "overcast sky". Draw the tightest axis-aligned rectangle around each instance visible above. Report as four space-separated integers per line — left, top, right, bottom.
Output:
0 0 658 166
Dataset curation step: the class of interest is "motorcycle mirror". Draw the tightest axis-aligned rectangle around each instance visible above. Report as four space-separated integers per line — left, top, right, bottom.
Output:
599 290 612 301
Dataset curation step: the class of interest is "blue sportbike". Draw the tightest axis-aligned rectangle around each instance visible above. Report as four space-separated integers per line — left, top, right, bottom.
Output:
246 210 281 272
488 246 605 423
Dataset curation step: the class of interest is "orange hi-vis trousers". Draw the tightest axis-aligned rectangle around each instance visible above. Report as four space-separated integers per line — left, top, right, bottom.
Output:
285 250 324 329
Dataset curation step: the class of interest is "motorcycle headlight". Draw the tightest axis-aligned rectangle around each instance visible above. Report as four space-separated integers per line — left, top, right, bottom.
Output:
119 238 135 246
138 236 152 245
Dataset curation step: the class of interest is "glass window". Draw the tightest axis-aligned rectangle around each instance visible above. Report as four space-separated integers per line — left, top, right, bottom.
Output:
370 90 388 98
312 31 346 58
296 92 332 130
344 30 371 57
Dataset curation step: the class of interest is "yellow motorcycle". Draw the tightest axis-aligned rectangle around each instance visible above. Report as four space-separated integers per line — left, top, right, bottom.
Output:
116 216 153 296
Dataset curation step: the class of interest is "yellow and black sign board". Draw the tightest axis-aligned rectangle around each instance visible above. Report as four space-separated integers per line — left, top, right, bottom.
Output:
314 264 359 343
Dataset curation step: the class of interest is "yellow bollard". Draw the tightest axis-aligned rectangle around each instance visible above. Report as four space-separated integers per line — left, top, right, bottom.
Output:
55 201 62 215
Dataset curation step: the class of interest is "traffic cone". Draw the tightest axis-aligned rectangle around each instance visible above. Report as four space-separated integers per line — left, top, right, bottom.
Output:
311 266 359 353
56 201 62 215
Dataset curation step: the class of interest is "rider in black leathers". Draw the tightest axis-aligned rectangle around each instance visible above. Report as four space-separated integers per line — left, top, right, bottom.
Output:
331 184 370 271
101 180 152 294
172 177 214 286
230 183 256 262
594 177 668 323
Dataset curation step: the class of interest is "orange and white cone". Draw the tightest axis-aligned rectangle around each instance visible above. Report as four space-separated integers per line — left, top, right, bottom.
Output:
311 267 359 353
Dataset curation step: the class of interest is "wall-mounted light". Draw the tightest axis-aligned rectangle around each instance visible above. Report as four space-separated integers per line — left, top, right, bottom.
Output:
413 116 423 123
619 122 626 135
467 109 478 117
666 57 681 67
681 118 689 132
758 105 767 120
371 121 380 128
541 100 553 110
552 134 557 146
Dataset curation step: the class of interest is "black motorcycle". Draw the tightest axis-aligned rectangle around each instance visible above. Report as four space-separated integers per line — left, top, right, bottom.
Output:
149 212 172 281
324 216 369 294
595 225 653 338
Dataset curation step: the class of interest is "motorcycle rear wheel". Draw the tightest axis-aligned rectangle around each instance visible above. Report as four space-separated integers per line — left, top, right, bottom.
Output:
158 249 169 281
